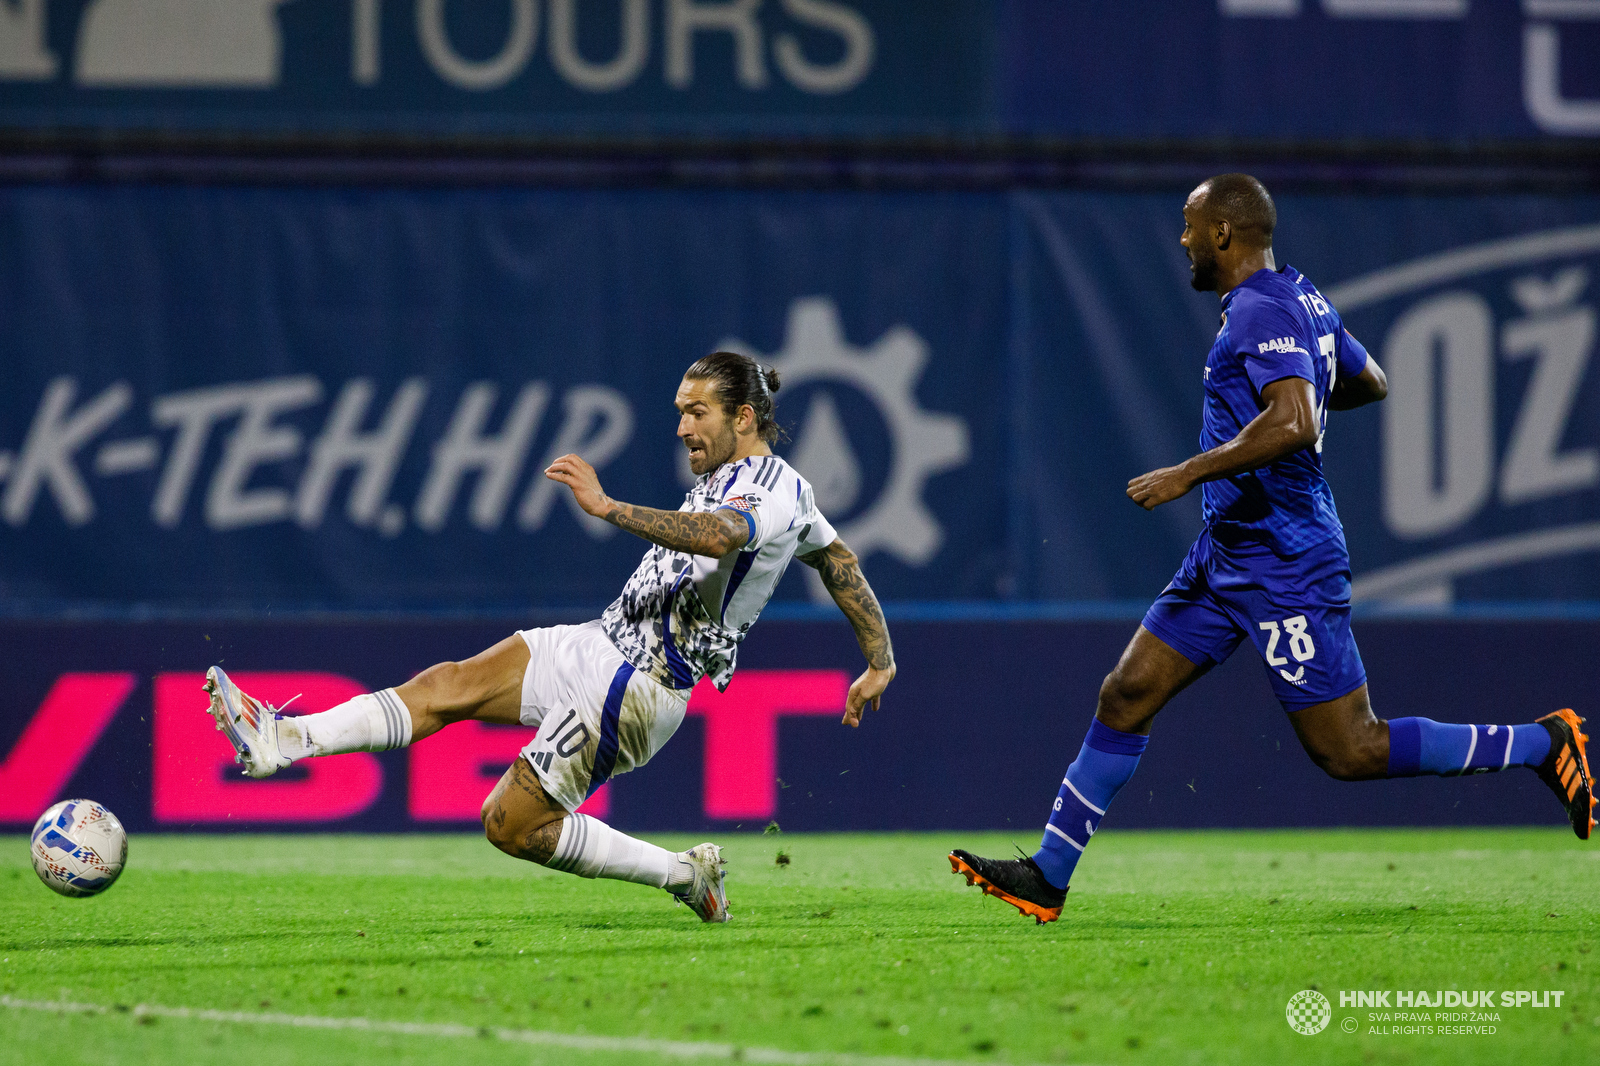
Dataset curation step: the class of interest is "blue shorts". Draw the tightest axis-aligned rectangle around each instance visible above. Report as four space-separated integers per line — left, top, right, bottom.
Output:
1141 529 1367 711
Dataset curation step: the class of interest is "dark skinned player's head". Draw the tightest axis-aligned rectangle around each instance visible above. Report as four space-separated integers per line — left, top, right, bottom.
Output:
1182 173 1276 292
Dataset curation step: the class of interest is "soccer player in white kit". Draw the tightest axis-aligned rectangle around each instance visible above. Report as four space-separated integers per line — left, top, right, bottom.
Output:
199 352 897 923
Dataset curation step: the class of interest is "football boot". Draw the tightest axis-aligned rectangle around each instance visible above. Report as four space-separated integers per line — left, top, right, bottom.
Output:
203 666 292 779
949 848 1066 924
1536 709 1595 841
673 843 731 923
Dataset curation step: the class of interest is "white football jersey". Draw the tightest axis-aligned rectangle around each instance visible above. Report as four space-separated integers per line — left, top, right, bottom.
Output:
600 454 837 692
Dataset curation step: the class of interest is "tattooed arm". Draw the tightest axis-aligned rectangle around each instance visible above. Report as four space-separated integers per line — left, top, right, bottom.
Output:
799 538 896 728
545 453 750 556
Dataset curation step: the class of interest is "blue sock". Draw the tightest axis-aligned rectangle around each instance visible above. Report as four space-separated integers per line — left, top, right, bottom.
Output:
1032 719 1147 890
1387 718 1551 777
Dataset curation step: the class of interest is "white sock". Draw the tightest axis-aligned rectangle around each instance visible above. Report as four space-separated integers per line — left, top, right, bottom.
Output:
288 689 413 758
546 813 695 891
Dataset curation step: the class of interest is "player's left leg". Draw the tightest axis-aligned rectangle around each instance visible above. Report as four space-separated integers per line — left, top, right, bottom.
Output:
951 533 1243 923
479 756 729 923
1289 685 1594 839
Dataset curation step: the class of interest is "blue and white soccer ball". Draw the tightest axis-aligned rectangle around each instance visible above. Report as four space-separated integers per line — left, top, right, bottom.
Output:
30 799 128 898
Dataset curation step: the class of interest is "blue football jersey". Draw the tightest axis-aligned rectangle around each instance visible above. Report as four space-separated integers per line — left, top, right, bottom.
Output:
1200 265 1370 555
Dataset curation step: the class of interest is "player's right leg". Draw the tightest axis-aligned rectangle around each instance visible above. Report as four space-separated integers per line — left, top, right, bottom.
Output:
951 625 1212 923
202 635 529 778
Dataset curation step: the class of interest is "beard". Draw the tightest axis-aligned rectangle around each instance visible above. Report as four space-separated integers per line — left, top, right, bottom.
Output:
1188 245 1219 292
685 423 737 475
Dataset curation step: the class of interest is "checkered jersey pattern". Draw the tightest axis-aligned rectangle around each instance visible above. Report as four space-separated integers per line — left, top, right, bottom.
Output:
600 456 835 692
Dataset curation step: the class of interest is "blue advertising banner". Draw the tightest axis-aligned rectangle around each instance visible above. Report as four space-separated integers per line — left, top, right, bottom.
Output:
0 1 1595 144
0 185 1000 611
0 618 1578 833
3 184 1600 610
0 0 990 138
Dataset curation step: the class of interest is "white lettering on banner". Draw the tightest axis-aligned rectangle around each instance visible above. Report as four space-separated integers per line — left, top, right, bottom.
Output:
74 0 292 88
548 0 650 93
2 379 131 527
150 379 321 530
1524 23 1600 136
1 377 658 541
0 0 56 79
1221 0 1596 136
662 0 761 89
517 386 633 536
1378 268 1600 541
152 384 259 528
773 0 874 94
0 378 647 540
1219 0 1301 16
414 382 549 532
666 0 767 89
1323 226 1600 603
416 0 539 91
93 438 161 477
206 377 324 531
352 0 381 86
8 0 880 96
1500 268 1598 505
1321 0 1467 17
296 379 428 534
1381 292 1496 540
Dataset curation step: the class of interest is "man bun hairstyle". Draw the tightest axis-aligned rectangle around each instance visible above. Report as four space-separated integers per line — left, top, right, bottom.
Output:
685 350 785 443
1202 173 1276 247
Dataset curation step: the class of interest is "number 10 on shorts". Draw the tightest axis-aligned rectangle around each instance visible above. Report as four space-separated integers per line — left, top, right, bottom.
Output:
1258 615 1316 682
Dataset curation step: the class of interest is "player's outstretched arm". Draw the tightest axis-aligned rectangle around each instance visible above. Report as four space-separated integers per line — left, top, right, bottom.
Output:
545 453 750 557
1328 355 1388 411
1126 376 1320 510
799 538 895 728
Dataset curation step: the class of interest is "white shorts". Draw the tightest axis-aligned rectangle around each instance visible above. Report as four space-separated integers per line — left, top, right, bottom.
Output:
517 621 688 813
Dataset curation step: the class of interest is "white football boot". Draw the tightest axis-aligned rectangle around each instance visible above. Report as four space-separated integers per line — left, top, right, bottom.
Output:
673 843 730 923
203 666 292 779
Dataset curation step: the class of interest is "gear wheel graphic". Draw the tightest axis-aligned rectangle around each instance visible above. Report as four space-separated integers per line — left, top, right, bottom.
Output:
725 297 970 569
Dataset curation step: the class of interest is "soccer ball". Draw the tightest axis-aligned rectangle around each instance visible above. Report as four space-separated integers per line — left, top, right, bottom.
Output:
30 799 128 898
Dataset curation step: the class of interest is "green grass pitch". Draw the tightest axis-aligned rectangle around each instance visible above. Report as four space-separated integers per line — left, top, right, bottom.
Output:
1 829 1595 1066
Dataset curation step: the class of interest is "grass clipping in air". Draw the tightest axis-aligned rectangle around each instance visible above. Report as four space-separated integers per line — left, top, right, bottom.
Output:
1 829 1596 1066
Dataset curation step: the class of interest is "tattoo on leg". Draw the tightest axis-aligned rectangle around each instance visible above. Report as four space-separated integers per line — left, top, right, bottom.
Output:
483 758 568 864
511 757 550 801
521 819 565 865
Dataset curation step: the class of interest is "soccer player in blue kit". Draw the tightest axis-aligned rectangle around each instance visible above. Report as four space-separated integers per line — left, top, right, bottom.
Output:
950 174 1595 923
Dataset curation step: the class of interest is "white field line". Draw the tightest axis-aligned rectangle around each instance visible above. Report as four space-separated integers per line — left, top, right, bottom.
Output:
0 996 1068 1066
